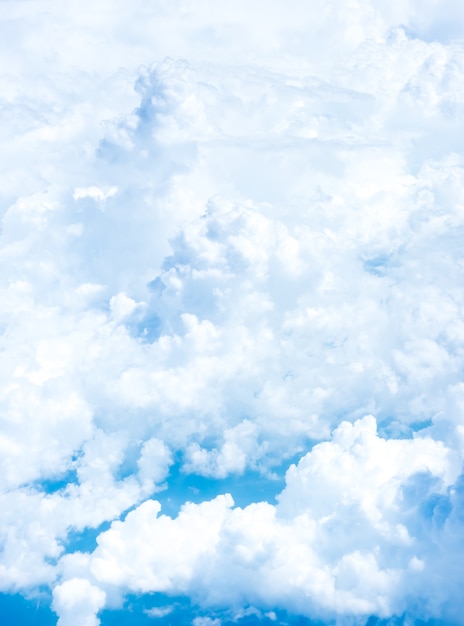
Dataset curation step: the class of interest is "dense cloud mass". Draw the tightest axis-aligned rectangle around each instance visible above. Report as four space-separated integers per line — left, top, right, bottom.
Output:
1 1 464 625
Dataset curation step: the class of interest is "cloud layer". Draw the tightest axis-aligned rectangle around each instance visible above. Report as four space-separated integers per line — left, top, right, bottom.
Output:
1 2 464 625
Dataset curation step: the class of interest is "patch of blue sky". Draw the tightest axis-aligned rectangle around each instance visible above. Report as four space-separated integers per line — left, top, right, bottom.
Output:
38 456 301 557
377 416 433 440
366 618 458 626
152 456 295 518
64 521 112 554
114 440 145 482
30 469 79 495
127 313 162 343
99 597 323 626
362 254 392 277
0 591 459 626
0 592 55 626
101 595 197 626
99 601 462 626
147 276 166 295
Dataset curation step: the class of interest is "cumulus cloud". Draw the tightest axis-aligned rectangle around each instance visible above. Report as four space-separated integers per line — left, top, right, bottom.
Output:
53 578 106 626
59 417 461 623
0 2 464 626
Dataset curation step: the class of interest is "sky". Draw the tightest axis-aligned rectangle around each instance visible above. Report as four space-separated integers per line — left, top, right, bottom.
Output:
1 1 464 625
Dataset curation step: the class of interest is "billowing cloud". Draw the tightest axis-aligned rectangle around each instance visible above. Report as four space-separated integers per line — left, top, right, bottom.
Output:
53 578 106 626
57 417 462 623
0 2 464 626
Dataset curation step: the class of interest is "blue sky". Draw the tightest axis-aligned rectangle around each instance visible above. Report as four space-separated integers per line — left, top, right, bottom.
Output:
1 1 464 625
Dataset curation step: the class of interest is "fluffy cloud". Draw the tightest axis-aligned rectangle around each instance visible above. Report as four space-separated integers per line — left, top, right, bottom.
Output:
1 2 464 626
58 417 461 624
53 578 106 626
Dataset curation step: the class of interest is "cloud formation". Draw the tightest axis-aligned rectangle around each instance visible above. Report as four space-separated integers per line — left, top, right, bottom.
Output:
1 1 464 625
61 417 462 623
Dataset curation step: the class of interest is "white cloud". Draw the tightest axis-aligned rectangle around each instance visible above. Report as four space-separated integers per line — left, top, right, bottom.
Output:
137 437 173 491
144 605 174 618
193 618 221 626
184 420 260 478
53 578 106 626
65 417 460 622
0 2 464 625
73 186 118 204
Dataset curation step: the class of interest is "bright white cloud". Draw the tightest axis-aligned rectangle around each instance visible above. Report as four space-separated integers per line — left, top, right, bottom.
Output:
59 417 459 623
53 578 106 626
0 2 464 626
